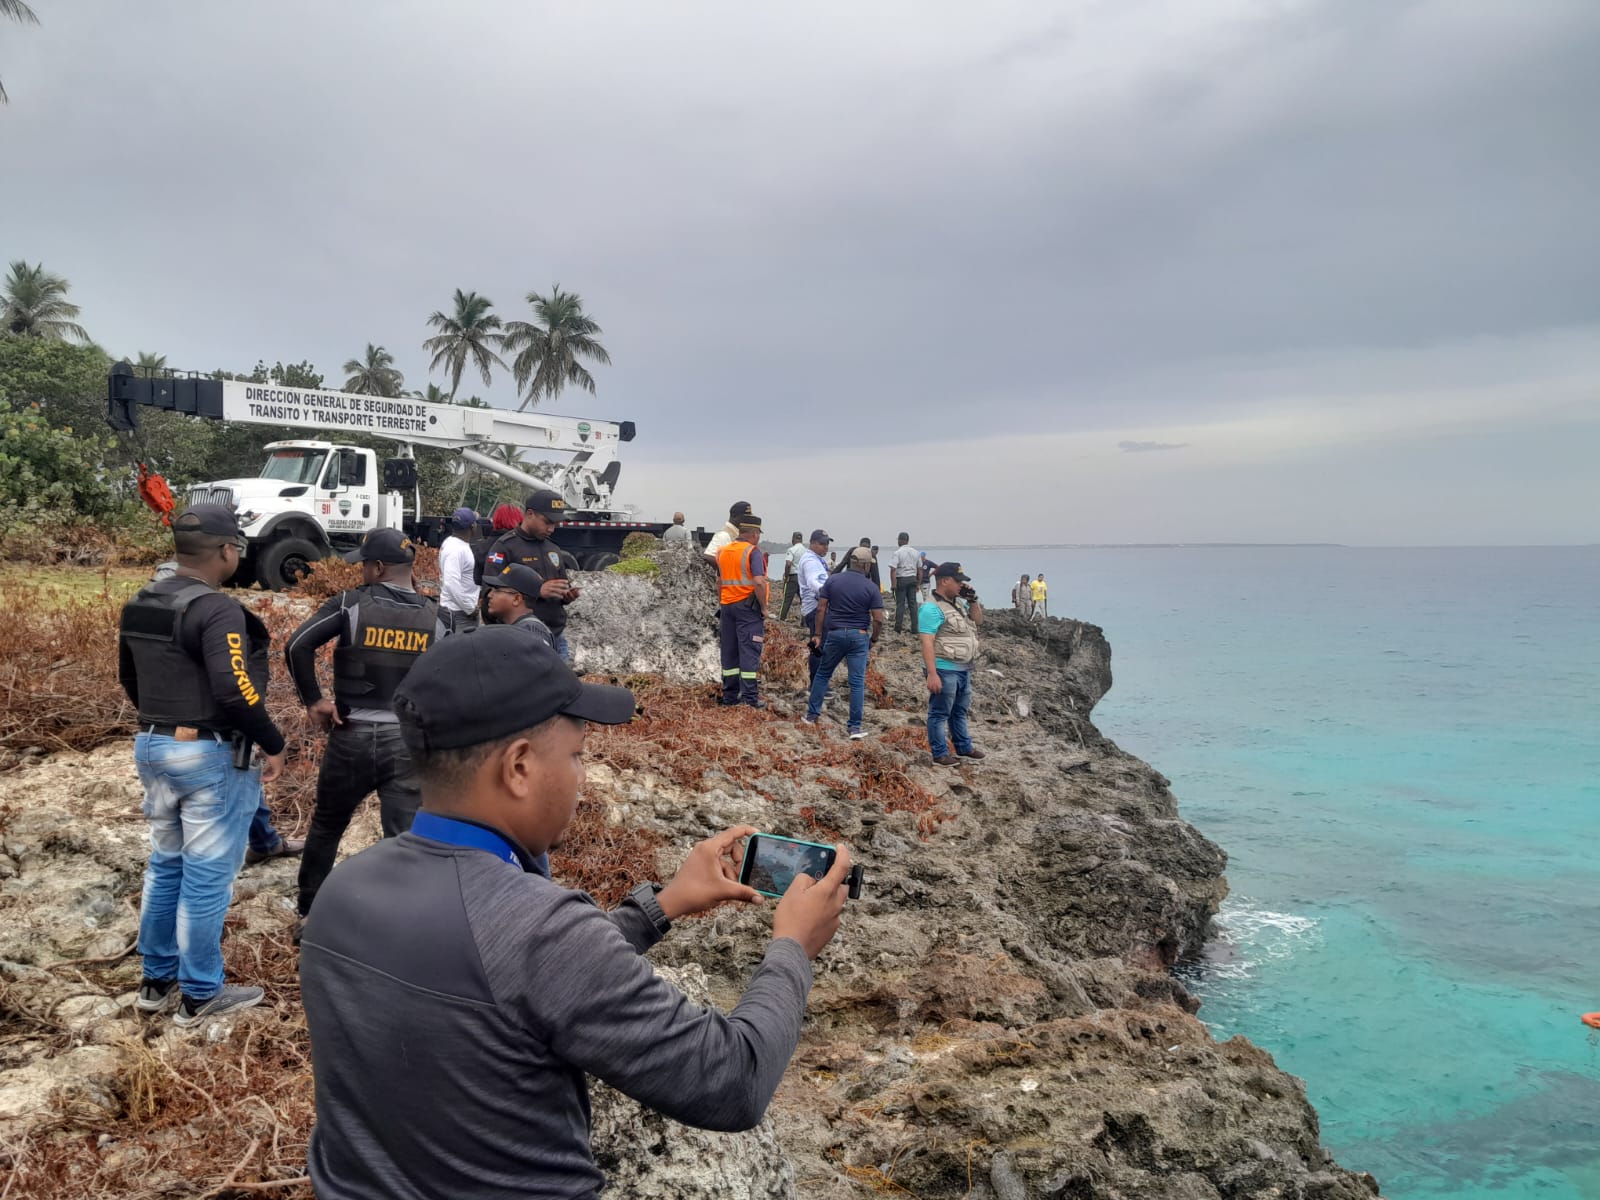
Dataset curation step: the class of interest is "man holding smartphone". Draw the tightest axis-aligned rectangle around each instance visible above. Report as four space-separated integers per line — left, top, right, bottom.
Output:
299 628 851 1200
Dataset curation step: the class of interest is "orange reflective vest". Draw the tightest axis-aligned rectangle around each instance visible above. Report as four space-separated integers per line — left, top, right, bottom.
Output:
718 541 759 605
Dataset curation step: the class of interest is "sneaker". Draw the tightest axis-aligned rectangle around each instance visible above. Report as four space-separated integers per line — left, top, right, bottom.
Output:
957 748 986 760
135 977 180 1014
931 754 959 767
848 728 867 740
245 837 305 865
744 699 767 711
173 985 265 1028
801 715 818 726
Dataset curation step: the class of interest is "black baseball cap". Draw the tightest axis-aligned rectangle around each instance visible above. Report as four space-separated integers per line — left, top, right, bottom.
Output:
525 490 569 519
394 626 635 752
172 505 242 539
344 527 418 564
728 500 752 519
933 562 970 580
809 529 832 544
488 563 542 604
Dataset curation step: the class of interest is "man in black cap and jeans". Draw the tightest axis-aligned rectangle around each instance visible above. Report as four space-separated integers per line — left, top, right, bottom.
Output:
484 489 580 661
299 627 852 1199
284 527 446 923
118 506 287 1026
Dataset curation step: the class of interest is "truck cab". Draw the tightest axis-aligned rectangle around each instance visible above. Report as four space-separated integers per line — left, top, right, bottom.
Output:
189 441 404 590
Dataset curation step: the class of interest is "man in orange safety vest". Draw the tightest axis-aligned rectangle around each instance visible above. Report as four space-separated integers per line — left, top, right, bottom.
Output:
716 515 769 709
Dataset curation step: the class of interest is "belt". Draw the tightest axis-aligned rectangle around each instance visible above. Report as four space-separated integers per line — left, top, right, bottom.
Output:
141 724 229 743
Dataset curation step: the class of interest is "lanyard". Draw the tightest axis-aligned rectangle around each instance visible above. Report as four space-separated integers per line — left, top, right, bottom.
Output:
409 812 548 877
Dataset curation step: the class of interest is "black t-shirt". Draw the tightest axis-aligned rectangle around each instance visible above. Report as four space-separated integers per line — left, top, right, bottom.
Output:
485 530 571 634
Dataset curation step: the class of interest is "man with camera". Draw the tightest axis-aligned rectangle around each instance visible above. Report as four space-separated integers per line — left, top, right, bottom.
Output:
299 627 852 1199
919 562 986 765
118 506 287 1025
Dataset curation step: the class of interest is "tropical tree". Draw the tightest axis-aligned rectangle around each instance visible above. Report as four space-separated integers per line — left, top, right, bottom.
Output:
134 351 167 378
3 260 89 340
501 285 610 411
342 343 403 396
409 383 451 406
423 289 505 402
0 0 39 104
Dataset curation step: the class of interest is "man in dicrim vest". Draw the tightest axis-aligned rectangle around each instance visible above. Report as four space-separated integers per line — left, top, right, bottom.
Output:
284 528 446 923
716 514 769 709
117 506 287 1026
484 490 580 661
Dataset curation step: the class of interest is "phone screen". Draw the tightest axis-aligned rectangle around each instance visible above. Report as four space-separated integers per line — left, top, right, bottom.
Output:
739 834 837 899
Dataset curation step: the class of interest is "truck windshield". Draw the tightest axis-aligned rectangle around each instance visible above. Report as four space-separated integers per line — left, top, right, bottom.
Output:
260 449 327 484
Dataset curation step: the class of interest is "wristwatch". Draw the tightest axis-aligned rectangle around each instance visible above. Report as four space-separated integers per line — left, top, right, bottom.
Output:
629 882 671 935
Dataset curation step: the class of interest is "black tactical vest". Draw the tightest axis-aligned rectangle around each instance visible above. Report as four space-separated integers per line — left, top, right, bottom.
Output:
331 587 439 712
119 579 271 729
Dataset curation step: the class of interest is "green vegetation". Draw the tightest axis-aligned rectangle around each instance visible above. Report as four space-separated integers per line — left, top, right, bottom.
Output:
607 557 660 578
342 342 404 396
0 1 38 105
503 285 611 411
3 260 87 340
424 289 505 402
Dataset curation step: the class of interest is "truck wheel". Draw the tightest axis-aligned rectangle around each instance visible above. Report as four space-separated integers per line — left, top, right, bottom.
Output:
582 551 620 571
257 537 323 591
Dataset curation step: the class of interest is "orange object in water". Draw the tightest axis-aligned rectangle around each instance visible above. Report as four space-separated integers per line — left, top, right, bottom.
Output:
136 463 176 525
1583 1013 1600 1030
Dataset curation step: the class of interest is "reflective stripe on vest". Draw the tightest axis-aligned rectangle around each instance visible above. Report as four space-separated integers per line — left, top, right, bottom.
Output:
718 542 757 605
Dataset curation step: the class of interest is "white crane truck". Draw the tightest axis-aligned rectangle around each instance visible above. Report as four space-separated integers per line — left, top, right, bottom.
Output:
107 363 684 589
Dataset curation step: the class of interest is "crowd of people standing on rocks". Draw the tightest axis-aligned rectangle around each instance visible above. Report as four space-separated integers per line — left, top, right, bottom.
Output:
113 487 1027 1195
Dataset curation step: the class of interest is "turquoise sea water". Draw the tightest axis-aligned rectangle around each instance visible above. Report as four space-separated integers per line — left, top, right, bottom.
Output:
942 547 1600 1200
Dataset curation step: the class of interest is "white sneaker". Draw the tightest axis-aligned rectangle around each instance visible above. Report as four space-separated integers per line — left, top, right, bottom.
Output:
849 728 867 740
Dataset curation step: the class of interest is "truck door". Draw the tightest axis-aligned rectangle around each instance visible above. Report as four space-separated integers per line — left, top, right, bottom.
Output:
319 447 379 536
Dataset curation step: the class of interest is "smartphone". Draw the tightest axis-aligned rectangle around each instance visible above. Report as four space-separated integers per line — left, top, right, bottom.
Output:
738 833 837 899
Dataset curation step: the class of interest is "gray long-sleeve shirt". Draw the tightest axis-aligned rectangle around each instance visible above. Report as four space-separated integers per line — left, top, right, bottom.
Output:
299 828 813 1200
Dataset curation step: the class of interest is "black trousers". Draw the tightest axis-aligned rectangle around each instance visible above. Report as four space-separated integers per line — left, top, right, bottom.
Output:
777 576 800 621
893 578 920 632
719 600 765 703
804 608 822 682
297 721 421 917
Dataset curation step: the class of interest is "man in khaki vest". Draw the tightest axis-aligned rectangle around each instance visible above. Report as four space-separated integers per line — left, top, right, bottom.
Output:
918 562 984 766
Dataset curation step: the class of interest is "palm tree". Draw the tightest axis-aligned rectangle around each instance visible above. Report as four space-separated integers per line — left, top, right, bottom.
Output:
134 351 167 378
501 285 610 411
423 289 505 402
0 0 39 104
342 343 404 396
408 383 451 406
3 260 89 340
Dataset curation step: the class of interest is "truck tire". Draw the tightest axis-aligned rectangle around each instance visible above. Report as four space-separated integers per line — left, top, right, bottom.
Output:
581 551 620 571
257 536 324 591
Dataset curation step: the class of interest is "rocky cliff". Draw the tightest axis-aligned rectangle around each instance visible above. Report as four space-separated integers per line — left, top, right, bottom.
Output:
0 547 1381 1199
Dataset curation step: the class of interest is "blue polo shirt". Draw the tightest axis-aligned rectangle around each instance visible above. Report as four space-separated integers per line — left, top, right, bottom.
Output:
817 571 883 633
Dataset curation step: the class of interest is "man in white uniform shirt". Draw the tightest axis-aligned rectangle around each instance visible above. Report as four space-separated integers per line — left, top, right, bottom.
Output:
796 530 832 689
889 533 922 637
438 509 481 632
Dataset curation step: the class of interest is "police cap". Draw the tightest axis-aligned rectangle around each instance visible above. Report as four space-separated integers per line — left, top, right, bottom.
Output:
172 505 242 539
394 626 635 752
488 563 542 605
933 562 970 581
524 490 568 519
345 527 417 564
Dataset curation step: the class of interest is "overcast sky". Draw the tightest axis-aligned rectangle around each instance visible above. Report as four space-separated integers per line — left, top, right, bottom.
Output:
4 0 1597 544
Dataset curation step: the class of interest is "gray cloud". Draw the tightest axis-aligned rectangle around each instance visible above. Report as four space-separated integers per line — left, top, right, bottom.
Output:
2 0 1596 542
1118 441 1190 453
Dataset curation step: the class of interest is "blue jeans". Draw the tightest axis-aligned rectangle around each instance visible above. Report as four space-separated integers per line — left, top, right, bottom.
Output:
248 801 285 855
553 632 570 663
926 667 973 756
134 733 259 1001
807 629 870 729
